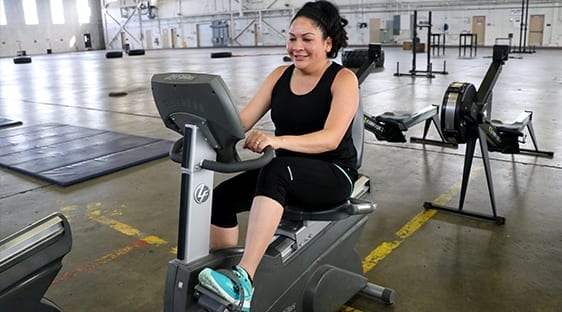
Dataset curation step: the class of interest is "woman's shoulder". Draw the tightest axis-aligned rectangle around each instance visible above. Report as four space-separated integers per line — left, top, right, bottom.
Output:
265 64 293 83
259 64 293 92
333 65 358 85
271 64 293 76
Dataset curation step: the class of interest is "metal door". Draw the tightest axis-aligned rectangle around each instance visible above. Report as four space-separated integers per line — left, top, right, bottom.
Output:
369 18 380 43
528 15 544 46
472 16 486 44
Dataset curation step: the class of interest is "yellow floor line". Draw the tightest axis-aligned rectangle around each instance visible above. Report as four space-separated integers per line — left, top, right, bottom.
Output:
88 209 142 236
88 210 167 244
52 236 162 285
341 166 484 311
54 204 169 285
66 164 482 308
86 203 168 245
362 165 484 274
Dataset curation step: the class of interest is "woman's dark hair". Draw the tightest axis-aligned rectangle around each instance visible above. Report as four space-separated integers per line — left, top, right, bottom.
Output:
291 1 349 58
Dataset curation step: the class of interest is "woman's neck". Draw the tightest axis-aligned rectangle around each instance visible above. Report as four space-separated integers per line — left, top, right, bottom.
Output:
290 59 332 95
297 59 331 77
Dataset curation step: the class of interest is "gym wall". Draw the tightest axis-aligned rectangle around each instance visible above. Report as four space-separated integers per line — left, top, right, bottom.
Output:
1 0 561 58
0 0 104 58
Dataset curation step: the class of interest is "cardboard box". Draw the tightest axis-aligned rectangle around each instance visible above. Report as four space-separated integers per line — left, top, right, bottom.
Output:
403 41 425 52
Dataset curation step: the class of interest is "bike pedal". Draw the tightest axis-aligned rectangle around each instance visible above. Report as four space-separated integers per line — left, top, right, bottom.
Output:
195 284 242 312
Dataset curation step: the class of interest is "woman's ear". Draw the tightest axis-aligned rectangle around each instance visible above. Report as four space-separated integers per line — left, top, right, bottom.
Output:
325 36 333 53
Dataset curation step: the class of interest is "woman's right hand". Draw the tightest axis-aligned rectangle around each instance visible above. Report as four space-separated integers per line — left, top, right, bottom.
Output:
244 130 276 153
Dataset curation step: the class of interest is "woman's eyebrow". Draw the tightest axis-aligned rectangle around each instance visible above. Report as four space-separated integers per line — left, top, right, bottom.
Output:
288 32 316 37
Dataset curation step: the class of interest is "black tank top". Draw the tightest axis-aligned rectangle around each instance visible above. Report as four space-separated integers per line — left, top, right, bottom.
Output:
270 62 358 173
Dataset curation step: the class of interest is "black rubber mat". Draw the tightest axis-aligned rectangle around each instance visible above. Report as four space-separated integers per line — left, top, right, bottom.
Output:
0 117 22 129
0 123 171 186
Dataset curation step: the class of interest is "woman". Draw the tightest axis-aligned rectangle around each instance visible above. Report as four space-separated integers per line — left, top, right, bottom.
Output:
198 1 359 310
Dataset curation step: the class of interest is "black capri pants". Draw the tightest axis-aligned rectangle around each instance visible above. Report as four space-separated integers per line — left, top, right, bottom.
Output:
211 156 357 228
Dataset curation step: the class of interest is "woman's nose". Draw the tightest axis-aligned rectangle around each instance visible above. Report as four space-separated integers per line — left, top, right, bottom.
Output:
292 39 303 50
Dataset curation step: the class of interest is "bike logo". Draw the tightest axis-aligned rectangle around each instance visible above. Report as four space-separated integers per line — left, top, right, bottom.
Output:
194 184 210 204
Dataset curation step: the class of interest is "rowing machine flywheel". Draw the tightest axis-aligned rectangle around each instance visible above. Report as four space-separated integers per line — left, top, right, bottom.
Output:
440 82 477 144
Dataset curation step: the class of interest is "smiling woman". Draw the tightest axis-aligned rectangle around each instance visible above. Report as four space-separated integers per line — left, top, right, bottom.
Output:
195 2 361 310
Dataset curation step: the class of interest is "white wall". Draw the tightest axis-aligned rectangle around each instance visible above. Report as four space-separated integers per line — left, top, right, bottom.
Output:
0 0 103 57
1 0 561 58
111 0 561 49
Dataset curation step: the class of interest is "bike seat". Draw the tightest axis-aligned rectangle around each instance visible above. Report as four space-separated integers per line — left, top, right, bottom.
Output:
283 197 375 221
277 176 375 251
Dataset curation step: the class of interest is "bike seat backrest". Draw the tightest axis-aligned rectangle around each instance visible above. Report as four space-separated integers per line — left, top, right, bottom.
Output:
352 99 365 169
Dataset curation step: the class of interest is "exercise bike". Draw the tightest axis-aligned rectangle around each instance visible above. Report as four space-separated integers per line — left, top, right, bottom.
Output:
151 72 395 311
0 213 72 311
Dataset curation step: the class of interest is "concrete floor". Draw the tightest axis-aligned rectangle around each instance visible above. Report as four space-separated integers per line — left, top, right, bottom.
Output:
1 46 561 312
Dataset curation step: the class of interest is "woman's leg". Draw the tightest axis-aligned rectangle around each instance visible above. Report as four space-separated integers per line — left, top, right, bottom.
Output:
210 170 260 248
238 196 284 278
237 157 353 276
199 197 284 311
199 157 352 308
210 225 239 249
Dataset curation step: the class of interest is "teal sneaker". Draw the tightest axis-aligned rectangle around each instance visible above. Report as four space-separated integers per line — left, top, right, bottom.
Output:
198 266 253 311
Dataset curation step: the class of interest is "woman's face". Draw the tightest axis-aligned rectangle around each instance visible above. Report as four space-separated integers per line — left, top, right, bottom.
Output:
287 16 332 70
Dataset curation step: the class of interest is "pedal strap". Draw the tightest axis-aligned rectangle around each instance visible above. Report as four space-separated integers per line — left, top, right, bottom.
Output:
216 269 245 312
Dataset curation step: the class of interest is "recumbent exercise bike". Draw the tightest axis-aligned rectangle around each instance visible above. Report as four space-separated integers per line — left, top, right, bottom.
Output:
151 71 395 311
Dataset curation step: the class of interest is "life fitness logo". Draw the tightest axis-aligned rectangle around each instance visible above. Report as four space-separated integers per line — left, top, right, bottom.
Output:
194 184 210 204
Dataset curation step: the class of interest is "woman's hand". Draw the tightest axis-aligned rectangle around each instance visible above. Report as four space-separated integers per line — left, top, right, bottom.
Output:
244 130 275 153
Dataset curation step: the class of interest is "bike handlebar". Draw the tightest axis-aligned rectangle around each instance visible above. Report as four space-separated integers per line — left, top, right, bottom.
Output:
169 138 274 173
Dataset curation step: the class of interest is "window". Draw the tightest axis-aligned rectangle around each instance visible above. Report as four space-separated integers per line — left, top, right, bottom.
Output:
23 0 39 25
51 0 65 24
0 0 7 25
76 0 90 24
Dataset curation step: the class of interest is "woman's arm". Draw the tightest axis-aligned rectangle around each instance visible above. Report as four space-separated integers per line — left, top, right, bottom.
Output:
247 67 359 154
239 66 287 132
